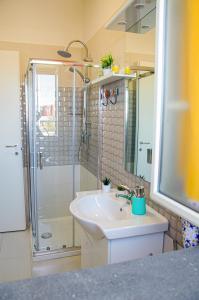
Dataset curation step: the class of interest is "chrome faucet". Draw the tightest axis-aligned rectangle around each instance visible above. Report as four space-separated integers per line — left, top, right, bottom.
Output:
115 185 134 204
116 185 145 203
118 185 134 194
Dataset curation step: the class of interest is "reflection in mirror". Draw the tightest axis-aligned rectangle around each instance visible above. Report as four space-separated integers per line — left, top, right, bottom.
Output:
106 0 156 34
125 73 154 182
125 79 137 174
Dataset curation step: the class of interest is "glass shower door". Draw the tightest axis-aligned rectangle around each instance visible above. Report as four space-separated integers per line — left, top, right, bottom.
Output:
30 63 82 252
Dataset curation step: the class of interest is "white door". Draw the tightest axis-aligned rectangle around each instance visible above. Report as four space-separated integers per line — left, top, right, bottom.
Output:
137 75 154 182
0 50 26 232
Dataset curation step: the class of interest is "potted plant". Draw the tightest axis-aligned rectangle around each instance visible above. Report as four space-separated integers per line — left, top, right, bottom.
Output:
102 177 111 192
100 54 114 76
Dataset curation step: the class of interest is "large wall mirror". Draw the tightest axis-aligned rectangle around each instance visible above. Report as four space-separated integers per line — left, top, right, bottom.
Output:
124 72 154 182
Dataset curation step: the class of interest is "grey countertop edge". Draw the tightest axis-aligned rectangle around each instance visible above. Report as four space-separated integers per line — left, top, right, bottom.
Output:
0 247 199 300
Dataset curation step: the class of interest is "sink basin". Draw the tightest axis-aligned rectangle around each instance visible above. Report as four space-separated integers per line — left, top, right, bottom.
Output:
70 190 168 240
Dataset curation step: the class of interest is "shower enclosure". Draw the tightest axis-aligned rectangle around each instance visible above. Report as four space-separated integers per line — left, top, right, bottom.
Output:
25 60 99 255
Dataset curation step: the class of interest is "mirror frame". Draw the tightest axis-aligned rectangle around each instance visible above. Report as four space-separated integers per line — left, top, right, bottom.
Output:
150 0 199 226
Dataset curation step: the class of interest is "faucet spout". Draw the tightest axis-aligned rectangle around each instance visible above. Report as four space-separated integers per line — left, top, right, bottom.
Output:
116 193 132 203
116 185 135 204
118 185 134 195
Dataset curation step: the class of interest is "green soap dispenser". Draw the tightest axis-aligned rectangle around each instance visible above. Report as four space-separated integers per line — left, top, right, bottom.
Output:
132 186 146 215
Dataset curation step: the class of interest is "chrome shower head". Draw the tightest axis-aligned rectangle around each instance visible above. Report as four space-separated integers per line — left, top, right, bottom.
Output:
57 49 71 58
69 67 90 84
57 40 93 62
84 77 90 84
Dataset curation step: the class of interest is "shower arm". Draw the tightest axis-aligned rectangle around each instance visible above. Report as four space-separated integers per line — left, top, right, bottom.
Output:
64 40 89 60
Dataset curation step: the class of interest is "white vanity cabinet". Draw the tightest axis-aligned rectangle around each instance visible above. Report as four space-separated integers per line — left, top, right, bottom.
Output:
81 228 165 269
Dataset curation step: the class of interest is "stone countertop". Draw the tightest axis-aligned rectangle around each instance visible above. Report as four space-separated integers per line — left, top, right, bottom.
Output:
0 248 199 300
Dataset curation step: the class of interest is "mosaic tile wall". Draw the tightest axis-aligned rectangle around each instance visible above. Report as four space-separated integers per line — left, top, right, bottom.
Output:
21 86 83 167
80 85 99 178
36 87 83 166
87 79 183 247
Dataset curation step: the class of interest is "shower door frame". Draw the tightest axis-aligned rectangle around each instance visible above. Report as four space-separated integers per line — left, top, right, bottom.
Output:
25 63 39 250
27 59 87 256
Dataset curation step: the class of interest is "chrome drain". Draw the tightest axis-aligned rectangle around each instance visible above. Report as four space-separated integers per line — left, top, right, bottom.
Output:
41 232 52 239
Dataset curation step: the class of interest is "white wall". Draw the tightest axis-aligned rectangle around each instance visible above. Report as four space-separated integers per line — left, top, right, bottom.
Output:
80 165 98 191
125 29 155 56
37 164 98 220
0 0 130 45
0 50 26 232
83 0 128 42
37 165 80 219
0 0 83 46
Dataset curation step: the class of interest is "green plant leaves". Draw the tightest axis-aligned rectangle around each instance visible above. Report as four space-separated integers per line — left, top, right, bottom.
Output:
102 177 111 185
100 54 114 69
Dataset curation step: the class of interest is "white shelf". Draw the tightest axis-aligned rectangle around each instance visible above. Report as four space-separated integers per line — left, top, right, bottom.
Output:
90 73 136 86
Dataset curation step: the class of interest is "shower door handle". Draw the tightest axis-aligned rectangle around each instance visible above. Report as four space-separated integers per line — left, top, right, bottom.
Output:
38 152 44 170
147 148 152 164
5 144 18 148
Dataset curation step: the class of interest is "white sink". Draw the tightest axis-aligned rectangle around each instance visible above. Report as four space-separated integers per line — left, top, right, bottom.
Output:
70 190 168 240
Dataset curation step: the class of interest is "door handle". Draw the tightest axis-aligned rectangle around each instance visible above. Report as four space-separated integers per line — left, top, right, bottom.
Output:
5 144 18 148
147 148 152 164
38 152 44 170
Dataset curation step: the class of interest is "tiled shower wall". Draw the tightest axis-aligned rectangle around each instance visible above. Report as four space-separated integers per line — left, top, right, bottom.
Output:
80 85 99 178
20 85 28 167
20 85 84 219
86 79 183 247
20 86 83 167
37 87 83 166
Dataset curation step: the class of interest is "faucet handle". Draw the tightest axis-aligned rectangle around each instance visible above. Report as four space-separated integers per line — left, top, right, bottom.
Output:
117 184 145 198
117 184 134 195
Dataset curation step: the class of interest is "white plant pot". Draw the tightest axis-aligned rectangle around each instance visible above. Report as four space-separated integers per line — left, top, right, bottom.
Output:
103 68 112 76
102 183 111 193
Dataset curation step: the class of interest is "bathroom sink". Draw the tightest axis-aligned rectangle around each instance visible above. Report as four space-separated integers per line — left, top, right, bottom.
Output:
70 190 168 240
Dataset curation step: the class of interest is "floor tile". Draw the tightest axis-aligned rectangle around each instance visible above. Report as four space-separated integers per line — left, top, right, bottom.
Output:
38 216 81 251
0 229 81 283
32 255 81 277
0 229 31 259
0 257 32 283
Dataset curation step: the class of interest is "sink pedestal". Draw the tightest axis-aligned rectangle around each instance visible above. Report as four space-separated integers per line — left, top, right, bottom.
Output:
81 228 164 269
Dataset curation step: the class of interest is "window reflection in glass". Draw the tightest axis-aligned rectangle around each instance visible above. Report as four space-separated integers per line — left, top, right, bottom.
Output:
37 74 57 136
159 0 199 212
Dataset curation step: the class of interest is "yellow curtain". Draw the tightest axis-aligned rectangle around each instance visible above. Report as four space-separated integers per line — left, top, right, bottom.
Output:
185 0 199 201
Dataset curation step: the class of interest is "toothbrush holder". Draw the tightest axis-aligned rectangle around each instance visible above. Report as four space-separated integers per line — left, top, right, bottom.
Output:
132 196 146 215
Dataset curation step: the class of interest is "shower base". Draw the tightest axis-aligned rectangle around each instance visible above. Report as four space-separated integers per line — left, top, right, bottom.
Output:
35 216 81 252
